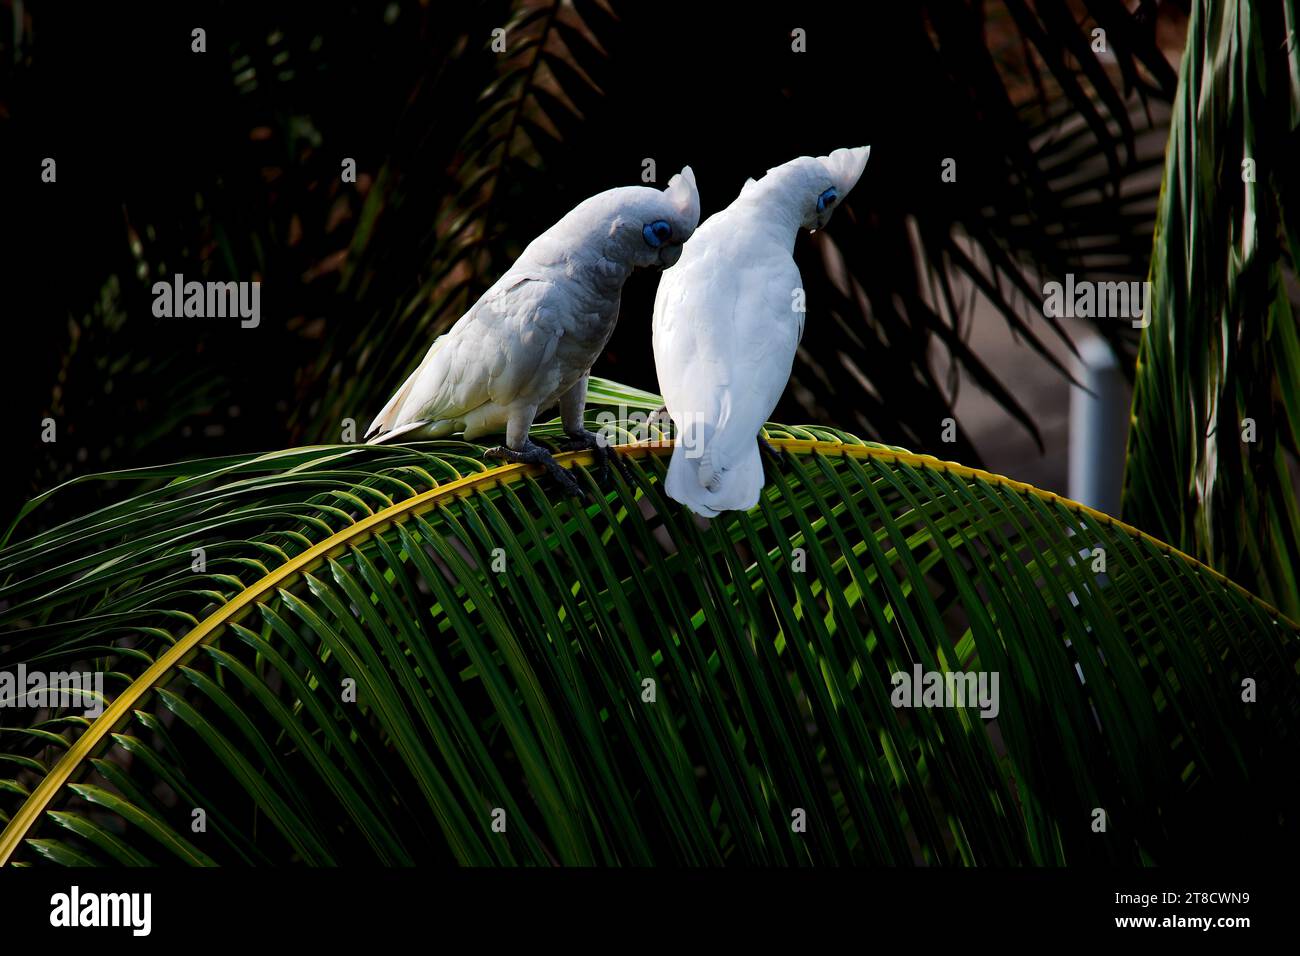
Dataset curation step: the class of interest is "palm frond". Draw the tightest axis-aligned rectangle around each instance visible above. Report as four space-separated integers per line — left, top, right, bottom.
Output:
1123 0 1300 618
2 408 1294 865
298 0 615 446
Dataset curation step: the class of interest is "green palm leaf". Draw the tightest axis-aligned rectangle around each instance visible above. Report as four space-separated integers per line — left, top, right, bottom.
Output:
2 402 1295 865
1124 0 1300 618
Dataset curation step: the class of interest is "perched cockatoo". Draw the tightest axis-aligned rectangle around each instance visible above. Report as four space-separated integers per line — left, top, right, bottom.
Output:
367 168 700 495
652 146 871 517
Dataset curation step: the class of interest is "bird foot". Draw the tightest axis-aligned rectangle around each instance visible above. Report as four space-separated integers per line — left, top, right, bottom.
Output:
562 428 625 484
485 440 586 500
646 406 672 441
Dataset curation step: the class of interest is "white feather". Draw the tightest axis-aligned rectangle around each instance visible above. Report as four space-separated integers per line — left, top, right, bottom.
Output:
653 146 870 517
367 169 701 446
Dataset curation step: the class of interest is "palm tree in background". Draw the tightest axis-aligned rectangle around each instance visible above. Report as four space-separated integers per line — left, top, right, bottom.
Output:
4 0 1178 515
1124 0 1300 619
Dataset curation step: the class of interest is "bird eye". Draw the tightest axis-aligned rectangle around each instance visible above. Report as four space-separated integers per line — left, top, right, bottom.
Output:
817 188 838 213
643 219 672 248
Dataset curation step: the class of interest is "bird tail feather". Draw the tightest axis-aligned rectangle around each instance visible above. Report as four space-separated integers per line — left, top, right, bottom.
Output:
664 439 764 518
365 337 448 440
365 420 431 445
696 446 721 491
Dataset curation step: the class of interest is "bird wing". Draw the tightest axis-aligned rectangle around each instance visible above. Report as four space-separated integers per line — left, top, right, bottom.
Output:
367 273 565 437
654 228 803 475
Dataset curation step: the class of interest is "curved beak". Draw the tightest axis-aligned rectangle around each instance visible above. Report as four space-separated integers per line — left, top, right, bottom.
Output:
657 242 684 269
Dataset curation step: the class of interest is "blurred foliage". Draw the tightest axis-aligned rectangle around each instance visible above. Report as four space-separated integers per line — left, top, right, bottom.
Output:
1123 0 1300 618
3 0 1181 527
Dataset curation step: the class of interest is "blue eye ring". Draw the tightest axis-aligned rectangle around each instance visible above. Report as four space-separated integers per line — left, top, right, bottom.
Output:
643 219 672 248
817 188 838 213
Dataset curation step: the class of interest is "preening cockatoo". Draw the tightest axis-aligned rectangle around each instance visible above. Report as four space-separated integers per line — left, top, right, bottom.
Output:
652 146 871 517
366 168 700 495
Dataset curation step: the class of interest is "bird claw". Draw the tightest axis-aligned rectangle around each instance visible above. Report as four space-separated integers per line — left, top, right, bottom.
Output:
647 406 673 440
485 441 587 500
563 429 625 485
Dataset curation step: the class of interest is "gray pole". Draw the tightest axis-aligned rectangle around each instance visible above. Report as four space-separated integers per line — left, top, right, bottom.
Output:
1068 336 1132 516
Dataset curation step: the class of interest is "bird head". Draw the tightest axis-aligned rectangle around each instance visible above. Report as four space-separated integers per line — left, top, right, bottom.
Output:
809 145 870 230
741 145 871 232
599 166 701 270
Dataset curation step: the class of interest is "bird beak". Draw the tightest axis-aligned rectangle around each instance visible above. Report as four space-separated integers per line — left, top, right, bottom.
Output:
657 242 684 269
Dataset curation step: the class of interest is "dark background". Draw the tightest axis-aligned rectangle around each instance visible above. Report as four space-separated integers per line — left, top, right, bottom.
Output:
0 0 1177 530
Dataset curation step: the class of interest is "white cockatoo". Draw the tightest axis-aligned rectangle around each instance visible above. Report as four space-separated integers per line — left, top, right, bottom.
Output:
366 168 700 495
652 146 871 517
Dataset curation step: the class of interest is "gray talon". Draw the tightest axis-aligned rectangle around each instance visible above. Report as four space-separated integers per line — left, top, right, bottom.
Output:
485 440 586 499
646 406 676 443
563 428 624 484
